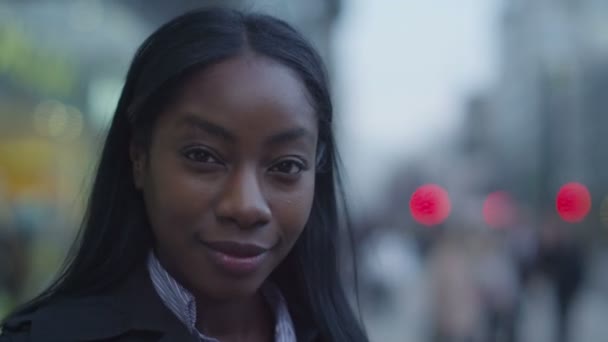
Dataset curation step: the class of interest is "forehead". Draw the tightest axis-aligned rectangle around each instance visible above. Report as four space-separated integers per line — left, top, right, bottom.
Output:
162 54 317 136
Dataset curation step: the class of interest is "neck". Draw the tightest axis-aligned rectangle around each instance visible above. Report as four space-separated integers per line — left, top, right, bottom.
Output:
194 291 273 341
150 251 274 341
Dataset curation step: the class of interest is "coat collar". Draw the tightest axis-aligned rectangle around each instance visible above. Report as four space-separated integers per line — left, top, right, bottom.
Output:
11 266 320 341
20 267 197 342
113 265 198 341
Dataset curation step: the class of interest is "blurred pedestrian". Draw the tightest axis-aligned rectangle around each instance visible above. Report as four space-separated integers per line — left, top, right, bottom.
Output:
538 217 585 342
428 230 483 342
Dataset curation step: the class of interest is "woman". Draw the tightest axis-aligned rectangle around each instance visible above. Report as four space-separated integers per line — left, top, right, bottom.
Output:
0 8 368 342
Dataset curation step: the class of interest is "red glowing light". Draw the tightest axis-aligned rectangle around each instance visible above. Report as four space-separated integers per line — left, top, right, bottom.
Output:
556 182 591 223
410 184 451 226
483 191 517 228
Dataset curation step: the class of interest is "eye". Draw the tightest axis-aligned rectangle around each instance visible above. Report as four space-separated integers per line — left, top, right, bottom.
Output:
181 147 222 164
269 159 307 175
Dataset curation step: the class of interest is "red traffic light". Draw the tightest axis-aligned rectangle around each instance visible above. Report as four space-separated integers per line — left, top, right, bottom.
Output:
556 182 591 223
410 184 451 226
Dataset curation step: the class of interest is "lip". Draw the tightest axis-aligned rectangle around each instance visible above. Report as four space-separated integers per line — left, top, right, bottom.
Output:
200 240 271 276
201 240 270 257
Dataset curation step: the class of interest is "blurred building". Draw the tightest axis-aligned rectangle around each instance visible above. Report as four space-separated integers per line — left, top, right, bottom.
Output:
483 0 608 231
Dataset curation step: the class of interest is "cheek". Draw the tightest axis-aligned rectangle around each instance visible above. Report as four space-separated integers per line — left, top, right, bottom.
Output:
142 160 217 241
270 175 316 239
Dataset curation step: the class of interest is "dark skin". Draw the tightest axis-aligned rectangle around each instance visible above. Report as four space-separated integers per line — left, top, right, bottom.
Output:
131 54 318 341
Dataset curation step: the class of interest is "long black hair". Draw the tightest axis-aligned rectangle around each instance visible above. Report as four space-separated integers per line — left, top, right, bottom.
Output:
3 7 367 341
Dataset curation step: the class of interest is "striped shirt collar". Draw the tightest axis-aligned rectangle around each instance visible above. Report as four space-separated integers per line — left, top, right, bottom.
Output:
147 252 297 342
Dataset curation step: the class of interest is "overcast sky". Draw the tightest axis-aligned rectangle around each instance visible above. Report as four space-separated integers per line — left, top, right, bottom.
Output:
332 0 502 210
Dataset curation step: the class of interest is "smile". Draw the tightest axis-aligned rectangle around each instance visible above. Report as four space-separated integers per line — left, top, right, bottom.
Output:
199 240 271 276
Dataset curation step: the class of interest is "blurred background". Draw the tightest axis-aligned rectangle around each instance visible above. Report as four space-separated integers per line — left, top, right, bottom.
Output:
1 1 608 341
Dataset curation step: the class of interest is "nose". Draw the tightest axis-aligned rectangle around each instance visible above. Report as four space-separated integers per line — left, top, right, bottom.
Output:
215 167 271 229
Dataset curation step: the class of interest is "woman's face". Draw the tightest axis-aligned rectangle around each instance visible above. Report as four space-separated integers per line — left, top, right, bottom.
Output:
132 54 317 300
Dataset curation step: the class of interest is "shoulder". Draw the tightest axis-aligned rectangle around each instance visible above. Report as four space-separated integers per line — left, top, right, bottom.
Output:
1 295 129 342
0 266 191 342
1 309 36 342
1 318 31 342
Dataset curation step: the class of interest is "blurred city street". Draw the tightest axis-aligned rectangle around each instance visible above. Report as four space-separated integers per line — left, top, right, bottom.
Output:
363 247 608 342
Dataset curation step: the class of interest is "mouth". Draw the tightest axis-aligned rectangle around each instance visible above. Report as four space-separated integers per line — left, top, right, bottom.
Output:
198 240 272 276
200 240 270 258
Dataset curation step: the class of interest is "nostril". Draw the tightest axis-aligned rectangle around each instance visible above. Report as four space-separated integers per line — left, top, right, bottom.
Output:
215 170 271 228
216 197 271 229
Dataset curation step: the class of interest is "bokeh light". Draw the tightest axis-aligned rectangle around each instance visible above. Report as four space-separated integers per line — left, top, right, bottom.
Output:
409 184 451 226
483 191 517 228
33 100 83 141
556 182 591 223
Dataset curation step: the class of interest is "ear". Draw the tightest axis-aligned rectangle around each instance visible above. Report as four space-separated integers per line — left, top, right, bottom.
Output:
130 142 146 189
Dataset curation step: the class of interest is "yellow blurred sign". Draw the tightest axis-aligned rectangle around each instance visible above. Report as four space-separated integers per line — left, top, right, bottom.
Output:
0 139 56 198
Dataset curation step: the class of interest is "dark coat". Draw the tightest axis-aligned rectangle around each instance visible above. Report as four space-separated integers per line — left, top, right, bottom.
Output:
0 267 320 342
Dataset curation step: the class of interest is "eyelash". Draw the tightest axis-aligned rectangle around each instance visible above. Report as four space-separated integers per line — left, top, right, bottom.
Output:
181 147 222 164
181 146 308 175
268 159 308 175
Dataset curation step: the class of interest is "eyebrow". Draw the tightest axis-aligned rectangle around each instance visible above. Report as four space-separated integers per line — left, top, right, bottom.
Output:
177 114 315 146
178 114 235 142
264 127 315 147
